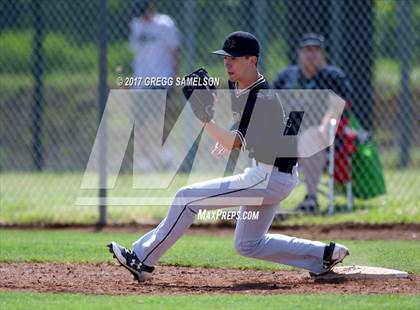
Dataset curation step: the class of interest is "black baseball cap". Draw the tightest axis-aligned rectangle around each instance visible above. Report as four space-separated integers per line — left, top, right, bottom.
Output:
135 0 153 15
298 33 325 49
212 31 260 57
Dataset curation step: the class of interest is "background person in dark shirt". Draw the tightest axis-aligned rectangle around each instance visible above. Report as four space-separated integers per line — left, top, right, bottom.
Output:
272 33 352 214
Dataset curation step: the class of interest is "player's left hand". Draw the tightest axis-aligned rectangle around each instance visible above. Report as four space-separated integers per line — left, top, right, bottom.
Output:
182 68 216 123
211 142 229 158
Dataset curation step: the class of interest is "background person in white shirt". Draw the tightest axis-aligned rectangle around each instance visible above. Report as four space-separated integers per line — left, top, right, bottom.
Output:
129 0 181 171
129 0 180 86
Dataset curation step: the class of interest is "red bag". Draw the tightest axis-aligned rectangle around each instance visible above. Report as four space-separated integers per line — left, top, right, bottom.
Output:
333 117 357 183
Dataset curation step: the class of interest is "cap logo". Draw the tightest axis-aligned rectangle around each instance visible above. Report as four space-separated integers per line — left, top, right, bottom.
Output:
225 39 236 49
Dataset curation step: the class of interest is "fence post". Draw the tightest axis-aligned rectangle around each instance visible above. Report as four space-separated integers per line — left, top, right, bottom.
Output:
30 0 45 171
340 0 374 131
329 0 342 66
183 0 197 73
397 0 413 168
252 0 267 73
180 0 198 173
98 0 108 226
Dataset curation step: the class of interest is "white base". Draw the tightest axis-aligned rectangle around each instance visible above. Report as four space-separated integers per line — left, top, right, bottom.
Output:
315 265 409 280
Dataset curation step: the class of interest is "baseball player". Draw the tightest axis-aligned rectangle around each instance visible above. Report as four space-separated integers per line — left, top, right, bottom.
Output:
108 31 349 282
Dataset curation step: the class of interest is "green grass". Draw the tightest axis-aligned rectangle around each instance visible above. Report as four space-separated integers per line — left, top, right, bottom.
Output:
1 167 419 225
0 230 418 308
0 230 418 273
0 291 418 310
282 168 420 225
0 172 191 225
374 58 420 87
0 31 131 76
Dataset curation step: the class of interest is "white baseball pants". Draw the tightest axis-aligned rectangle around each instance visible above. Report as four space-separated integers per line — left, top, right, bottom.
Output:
132 161 327 273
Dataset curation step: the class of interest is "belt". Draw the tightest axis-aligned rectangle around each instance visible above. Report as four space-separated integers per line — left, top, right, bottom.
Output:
254 160 295 175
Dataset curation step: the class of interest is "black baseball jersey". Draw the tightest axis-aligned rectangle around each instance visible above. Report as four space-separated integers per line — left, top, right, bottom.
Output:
228 75 269 131
228 76 297 168
272 65 352 103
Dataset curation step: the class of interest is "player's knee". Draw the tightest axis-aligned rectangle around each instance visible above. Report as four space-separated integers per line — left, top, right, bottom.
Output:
173 186 189 206
173 187 199 215
234 239 261 257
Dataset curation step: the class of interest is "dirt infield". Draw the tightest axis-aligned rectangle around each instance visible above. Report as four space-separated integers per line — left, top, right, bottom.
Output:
1 262 419 295
3 223 418 240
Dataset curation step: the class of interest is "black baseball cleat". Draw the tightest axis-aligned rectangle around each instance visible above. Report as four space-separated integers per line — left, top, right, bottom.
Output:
310 242 350 277
107 242 154 282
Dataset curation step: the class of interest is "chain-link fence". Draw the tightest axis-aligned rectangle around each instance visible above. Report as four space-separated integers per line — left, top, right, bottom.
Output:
1 0 419 225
